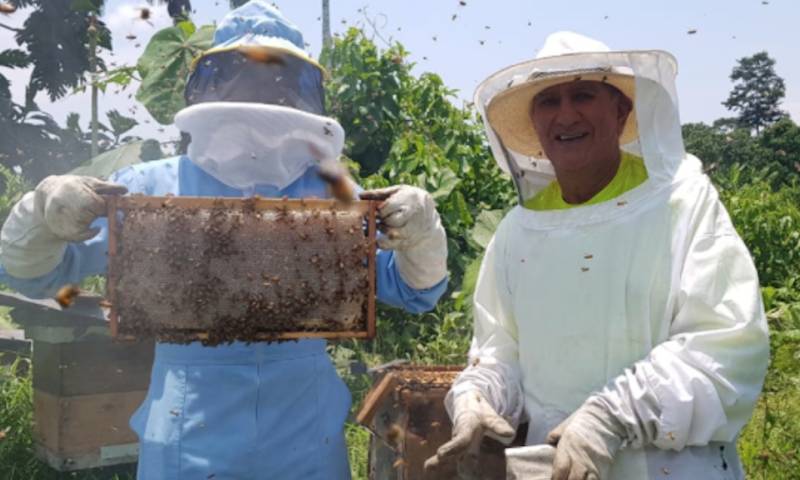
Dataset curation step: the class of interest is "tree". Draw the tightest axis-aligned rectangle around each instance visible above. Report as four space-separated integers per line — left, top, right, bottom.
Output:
0 0 113 182
758 118 800 184
11 0 111 101
723 51 787 133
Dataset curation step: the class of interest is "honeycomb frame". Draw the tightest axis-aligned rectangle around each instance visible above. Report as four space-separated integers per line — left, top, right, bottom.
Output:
106 195 377 344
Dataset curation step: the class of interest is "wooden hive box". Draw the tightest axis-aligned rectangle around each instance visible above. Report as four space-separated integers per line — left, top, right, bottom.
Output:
1 292 153 472
356 364 526 480
106 196 377 344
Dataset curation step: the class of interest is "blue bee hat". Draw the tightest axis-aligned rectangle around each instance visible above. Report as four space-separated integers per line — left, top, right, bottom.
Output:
185 1 326 114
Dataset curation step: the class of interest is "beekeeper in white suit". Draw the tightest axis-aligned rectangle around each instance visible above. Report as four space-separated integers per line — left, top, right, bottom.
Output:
425 32 769 479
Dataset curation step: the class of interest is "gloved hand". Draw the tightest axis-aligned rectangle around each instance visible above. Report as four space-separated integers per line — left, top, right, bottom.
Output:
546 396 626 480
505 444 556 480
423 391 516 476
0 175 127 278
35 175 128 241
359 185 447 289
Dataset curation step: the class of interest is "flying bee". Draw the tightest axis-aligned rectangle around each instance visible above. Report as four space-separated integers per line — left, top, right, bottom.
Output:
317 160 356 204
386 423 405 446
136 7 154 26
55 284 81 309
0 2 16 14
237 46 286 65
126 33 137 40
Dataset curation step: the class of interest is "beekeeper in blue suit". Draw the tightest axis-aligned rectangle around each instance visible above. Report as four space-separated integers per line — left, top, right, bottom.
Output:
0 2 448 479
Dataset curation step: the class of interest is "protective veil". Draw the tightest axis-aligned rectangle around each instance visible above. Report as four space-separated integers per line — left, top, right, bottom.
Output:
175 102 345 190
447 37 770 478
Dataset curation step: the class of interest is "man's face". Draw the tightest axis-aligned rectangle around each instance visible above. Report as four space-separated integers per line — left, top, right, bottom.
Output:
530 81 632 172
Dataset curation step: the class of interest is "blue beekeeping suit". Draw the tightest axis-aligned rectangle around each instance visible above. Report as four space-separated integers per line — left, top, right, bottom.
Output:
0 2 448 479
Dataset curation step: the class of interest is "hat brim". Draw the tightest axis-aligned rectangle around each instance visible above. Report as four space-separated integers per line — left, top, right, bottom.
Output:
486 71 637 157
192 38 329 79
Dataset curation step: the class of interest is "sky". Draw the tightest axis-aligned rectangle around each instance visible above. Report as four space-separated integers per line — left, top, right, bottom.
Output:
0 0 797 150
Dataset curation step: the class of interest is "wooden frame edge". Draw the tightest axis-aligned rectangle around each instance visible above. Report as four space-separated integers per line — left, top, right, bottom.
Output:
106 195 119 340
367 200 377 340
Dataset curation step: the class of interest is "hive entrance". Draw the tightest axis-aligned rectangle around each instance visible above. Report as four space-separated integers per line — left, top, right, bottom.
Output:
106 196 376 344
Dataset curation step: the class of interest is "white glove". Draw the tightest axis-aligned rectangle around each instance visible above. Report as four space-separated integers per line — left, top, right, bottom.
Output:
424 391 516 476
360 185 447 289
505 444 556 480
546 396 625 480
0 175 127 279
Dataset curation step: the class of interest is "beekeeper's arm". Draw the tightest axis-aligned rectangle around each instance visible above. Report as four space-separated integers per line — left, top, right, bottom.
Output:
549 187 770 479
0 170 139 299
426 221 525 470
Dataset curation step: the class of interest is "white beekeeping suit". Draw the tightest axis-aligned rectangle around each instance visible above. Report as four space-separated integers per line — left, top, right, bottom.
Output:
446 33 770 479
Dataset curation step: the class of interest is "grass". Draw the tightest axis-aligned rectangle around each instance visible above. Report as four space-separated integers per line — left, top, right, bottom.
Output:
0 357 135 480
738 328 800 479
2 336 798 479
345 422 371 480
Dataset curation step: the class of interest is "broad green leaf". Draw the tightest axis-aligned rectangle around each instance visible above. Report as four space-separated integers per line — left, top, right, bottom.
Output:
135 25 214 125
429 168 459 201
452 190 472 226
176 20 197 37
470 209 504 249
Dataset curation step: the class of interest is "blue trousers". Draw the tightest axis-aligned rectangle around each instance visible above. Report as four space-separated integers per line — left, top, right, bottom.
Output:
130 340 352 479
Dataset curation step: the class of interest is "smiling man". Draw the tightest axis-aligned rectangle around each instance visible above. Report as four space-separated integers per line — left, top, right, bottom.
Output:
425 32 769 479
525 80 644 209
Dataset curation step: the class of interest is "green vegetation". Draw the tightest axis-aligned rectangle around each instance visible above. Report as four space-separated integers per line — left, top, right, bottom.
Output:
1 8 799 480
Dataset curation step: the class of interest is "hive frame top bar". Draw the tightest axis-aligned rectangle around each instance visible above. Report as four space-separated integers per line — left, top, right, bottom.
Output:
113 195 373 214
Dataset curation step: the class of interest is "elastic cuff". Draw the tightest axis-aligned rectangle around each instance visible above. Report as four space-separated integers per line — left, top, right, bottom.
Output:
394 232 448 290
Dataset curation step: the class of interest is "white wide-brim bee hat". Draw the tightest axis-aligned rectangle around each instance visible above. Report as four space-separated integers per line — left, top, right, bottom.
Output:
475 31 687 203
485 32 638 159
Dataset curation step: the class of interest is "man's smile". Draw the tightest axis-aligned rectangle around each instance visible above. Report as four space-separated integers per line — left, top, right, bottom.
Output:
555 132 590 142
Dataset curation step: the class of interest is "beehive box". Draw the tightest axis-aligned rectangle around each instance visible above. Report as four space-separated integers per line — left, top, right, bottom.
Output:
356 365 526 480
106 196 377 344
0 291 152 473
